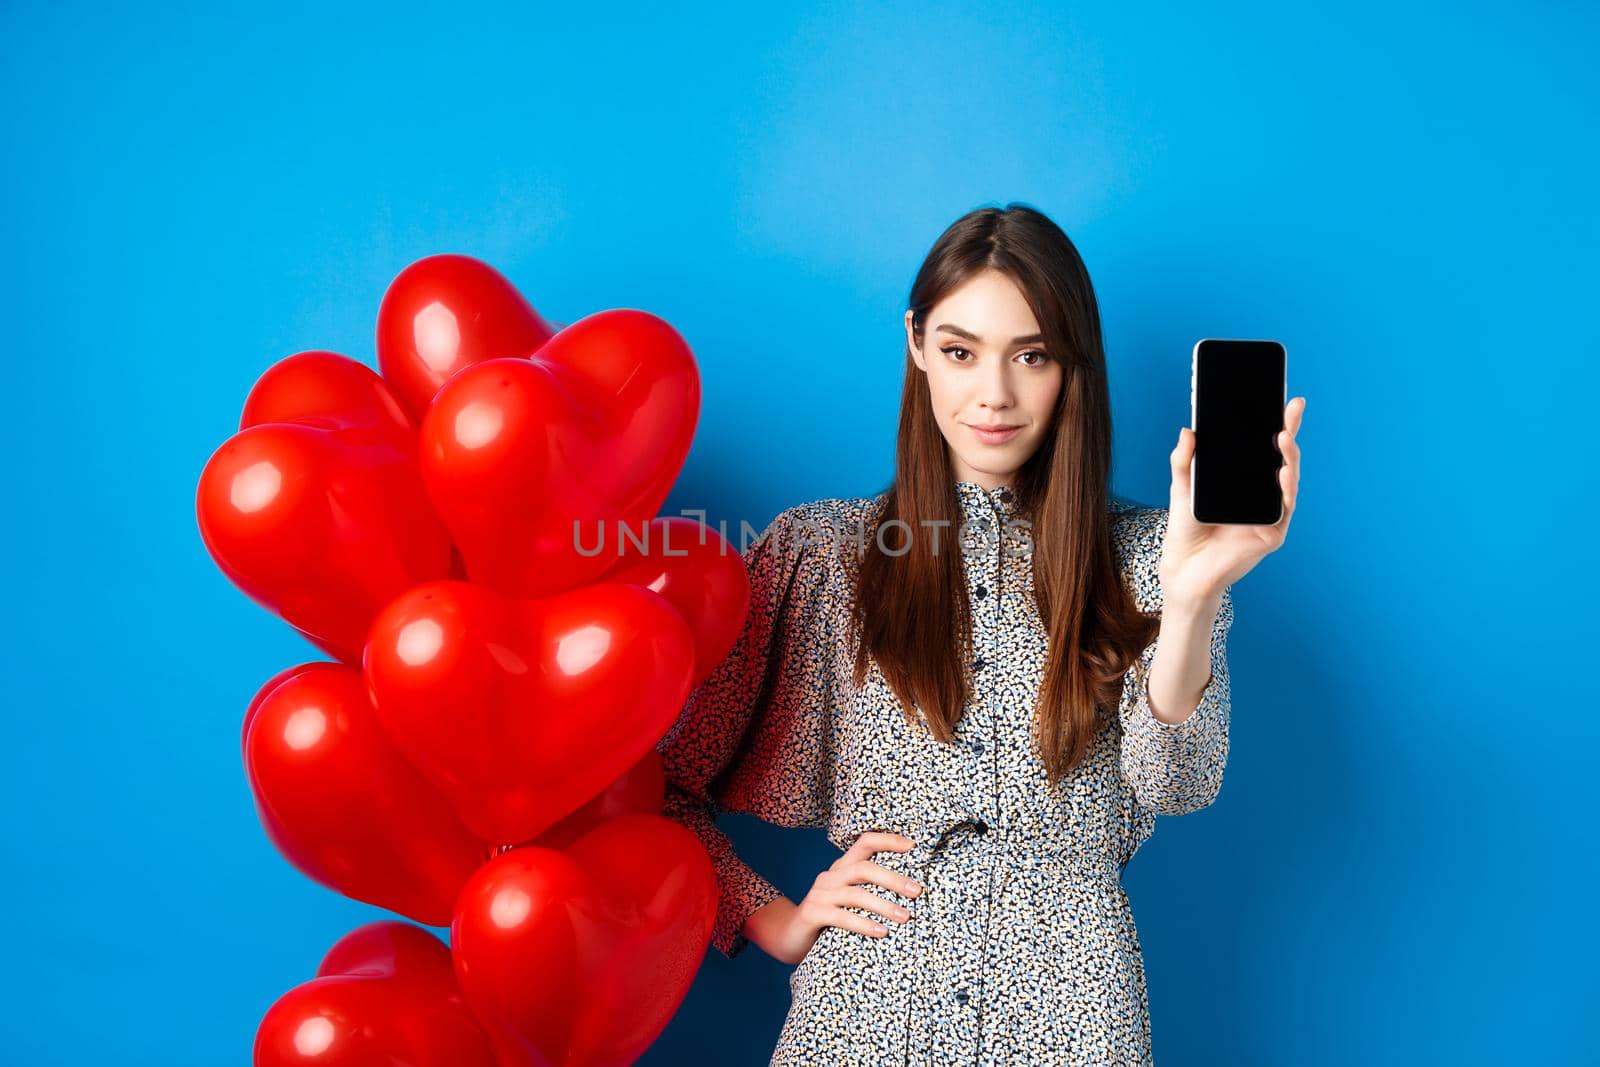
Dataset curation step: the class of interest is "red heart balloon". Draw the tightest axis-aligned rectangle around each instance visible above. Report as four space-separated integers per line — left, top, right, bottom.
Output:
598 517 750 688
522 749 665 852
244 663 487 926
418 309 700 598
197 351 453 663
255 921 495 1067
364 579 694 844
376 253 559 420
242 663 318 762
238 349 416 448
451 814 717 1067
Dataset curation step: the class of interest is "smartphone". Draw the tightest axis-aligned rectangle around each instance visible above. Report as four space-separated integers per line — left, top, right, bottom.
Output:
1190 338 1287 525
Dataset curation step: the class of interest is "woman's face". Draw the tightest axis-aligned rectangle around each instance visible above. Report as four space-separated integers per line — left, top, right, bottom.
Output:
905 268 1064 490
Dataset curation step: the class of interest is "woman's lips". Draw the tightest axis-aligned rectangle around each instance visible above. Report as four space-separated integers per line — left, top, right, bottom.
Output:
968 423 1022 445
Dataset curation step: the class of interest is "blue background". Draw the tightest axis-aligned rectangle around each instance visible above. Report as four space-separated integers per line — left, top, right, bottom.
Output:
4 1 1594 1063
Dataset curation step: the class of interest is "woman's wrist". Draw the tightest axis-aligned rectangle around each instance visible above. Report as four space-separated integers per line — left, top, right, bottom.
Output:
1161 587 1223 624
744 895 802 963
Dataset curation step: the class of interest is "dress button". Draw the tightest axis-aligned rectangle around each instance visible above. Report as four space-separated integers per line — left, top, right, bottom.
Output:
973 657 986 671
969 740 985 755
974 585 987 599
954 989 970 1004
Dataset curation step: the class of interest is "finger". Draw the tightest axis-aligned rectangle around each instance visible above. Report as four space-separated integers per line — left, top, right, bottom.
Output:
827 909 891 939
1279 424 1300 513
849 859 924 898
1265 398 1302 534
831 885 913 923
1169 426 1195 500
1278 429 1300 474
1285 395 1305 436
1276 456 1298 532
843 831 914 861
1274 399 1303 468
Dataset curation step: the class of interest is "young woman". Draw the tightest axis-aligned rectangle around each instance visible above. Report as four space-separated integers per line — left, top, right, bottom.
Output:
657 204 1305 1065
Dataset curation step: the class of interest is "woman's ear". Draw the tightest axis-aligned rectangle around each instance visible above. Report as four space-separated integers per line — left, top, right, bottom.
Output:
905 309 926 371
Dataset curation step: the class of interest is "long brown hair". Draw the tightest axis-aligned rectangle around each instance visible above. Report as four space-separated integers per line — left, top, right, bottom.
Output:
850 203 1159 786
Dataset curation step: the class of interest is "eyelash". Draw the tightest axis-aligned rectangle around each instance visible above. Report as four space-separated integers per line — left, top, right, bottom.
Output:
941 345 1049 367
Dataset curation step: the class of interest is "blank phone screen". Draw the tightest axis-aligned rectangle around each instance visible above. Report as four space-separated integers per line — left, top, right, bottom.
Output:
1192 339 1286 525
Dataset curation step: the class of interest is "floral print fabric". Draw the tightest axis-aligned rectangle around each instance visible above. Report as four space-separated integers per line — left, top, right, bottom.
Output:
657 480 1234 1065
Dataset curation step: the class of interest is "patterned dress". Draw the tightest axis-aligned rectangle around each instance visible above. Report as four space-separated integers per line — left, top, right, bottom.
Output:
656 479 1234 1065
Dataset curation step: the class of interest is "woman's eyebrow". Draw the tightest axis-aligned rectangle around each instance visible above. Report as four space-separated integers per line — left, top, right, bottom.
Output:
934 323 1044 345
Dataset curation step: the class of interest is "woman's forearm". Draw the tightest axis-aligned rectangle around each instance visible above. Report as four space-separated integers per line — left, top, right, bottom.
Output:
1146 592 1224 725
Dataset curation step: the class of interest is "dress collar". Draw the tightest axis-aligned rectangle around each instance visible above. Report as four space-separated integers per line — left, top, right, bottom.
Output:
954 479 1019 521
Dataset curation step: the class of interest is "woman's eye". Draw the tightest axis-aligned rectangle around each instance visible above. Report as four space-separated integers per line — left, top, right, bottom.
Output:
941 345 1048 366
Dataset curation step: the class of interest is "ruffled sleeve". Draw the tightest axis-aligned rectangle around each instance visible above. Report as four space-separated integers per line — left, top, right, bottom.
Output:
655 504 839 958
1116 505 1235 816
